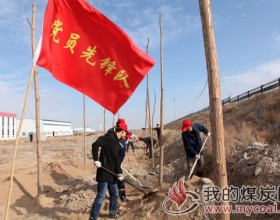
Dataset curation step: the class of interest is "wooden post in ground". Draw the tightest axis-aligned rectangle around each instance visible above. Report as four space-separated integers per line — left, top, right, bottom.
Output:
145 78 148 137
83 95 86 169
112 114 115 127
145 38 150 138
145 37 155 168
199 0 229 220
173 97 176 130
159 11 164 187
31 3 43 195
27 3 42 196
103 108 106 134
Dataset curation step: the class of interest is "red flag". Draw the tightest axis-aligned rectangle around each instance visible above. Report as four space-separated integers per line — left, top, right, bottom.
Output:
36 0 155 114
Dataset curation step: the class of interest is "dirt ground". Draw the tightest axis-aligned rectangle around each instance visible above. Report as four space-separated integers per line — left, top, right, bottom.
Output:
1 131 280 219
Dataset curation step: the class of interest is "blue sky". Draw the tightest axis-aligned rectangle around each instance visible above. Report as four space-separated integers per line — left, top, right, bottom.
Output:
0 0 280 130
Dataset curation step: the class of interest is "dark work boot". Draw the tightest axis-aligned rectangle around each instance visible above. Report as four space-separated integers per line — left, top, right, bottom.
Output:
120 195 129 202
119 190 129 202
108 212 120 219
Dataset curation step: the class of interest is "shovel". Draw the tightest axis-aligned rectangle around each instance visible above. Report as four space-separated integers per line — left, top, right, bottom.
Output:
121 164 154 189
100 166 158 196
187 136 209 180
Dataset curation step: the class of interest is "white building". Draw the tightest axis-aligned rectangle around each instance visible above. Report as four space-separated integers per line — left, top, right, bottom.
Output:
0 112 17 140
19 119 73 137
73 127 95 134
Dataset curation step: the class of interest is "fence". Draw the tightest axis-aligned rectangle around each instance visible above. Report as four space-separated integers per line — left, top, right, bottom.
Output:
185 77 280 118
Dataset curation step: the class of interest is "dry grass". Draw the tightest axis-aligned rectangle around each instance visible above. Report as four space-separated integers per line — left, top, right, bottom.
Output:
167 87 280 146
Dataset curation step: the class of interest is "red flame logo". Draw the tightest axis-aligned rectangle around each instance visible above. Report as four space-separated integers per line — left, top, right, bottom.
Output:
168 176 187 209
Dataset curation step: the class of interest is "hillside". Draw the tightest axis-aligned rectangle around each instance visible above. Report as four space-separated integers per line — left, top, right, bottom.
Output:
166 87 280 145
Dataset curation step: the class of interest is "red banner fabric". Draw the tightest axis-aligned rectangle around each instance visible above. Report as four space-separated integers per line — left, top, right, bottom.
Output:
37 0 155 114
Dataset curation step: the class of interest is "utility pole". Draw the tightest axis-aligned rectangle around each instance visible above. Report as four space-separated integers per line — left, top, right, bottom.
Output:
199 0 229 220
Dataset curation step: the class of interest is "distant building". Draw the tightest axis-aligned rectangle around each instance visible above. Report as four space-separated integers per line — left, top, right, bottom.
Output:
19 119 73 137
73 127 95 134
0 112 17 140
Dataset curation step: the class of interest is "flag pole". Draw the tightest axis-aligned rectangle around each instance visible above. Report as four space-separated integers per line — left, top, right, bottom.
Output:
4 65 36 220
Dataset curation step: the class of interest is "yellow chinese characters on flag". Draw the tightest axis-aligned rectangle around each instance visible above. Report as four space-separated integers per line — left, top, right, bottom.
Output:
36 0 155 114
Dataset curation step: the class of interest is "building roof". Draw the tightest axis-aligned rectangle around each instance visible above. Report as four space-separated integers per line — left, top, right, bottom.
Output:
0 112 17 118
42 119 71 124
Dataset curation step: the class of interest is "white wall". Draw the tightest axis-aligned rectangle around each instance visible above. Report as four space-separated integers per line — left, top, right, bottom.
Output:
42 119 73 136
0 113 17 140
18 119 73 137
19 119 36 136
73 127 95 133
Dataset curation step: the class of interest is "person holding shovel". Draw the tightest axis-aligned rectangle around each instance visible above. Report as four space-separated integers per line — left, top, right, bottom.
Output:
108 118 130 203
181 119 210 177
90 121 128 220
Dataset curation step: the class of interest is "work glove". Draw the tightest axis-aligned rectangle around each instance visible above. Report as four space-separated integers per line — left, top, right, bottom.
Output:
195 154 200 160
117 174 124 181
94 161 101 168
207 132 211 137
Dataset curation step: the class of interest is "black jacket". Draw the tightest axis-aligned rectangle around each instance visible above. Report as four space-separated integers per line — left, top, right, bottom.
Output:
142 137 157 146
181 123 208 158
92 131 122 182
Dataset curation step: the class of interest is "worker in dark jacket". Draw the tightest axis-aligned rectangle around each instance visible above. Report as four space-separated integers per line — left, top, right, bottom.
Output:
89 122 128 220
138 136 157 159
154 124 161 140
181 119 210 177
107 118 130 203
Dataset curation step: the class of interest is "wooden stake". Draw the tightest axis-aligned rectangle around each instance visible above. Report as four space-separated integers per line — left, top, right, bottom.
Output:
103 108 106 134
173 97 176 130
30 3 43 196
145 37 155 168
199 0 229 220
4 66 36 220
159 11 164 187
145 38 150 138
83 95 86 169
112 113 115 127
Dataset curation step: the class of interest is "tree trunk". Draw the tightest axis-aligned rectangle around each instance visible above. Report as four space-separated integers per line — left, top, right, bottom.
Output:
145 37 155 168
159 12 164 187
31 3 43 195
103 108 106 134
199 0 229 220
83 95 86 169
173 97 176 130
